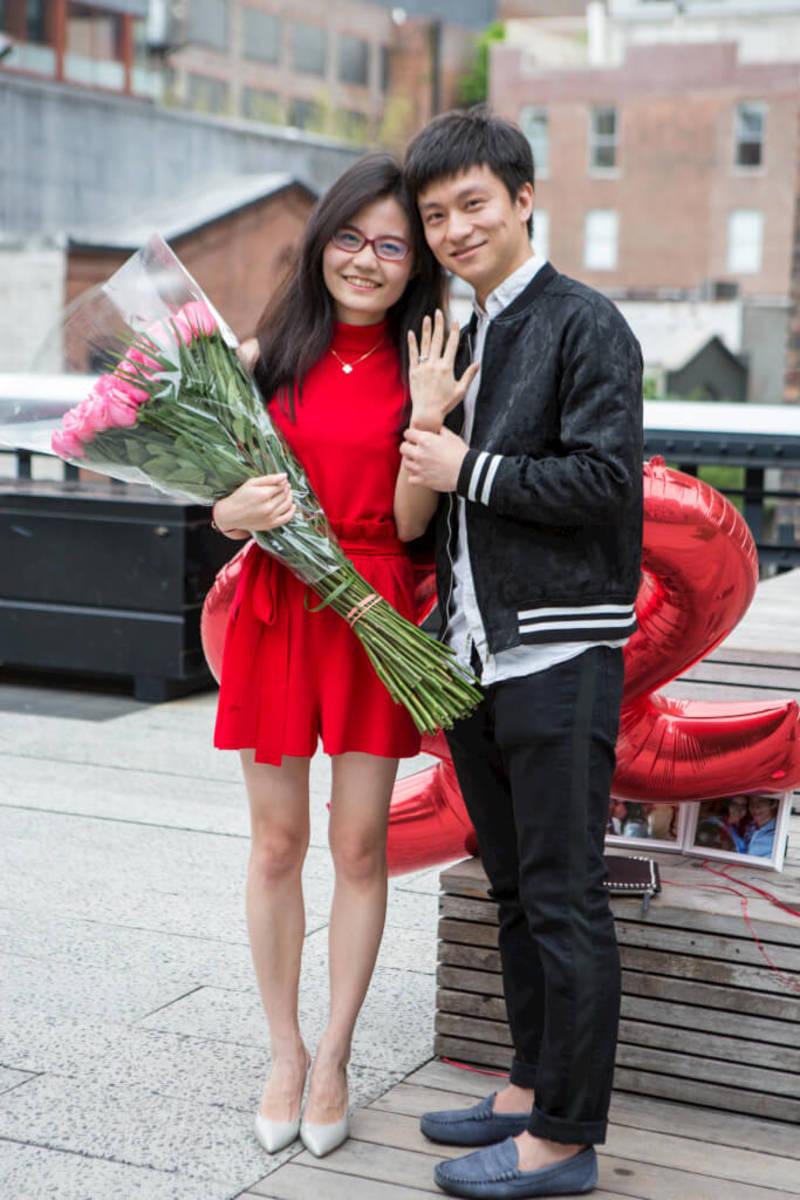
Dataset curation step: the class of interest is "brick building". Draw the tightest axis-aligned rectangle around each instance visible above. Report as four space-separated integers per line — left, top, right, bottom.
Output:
490 38 799 302
155 0 474 146
64 174 315 344
0 0 476 147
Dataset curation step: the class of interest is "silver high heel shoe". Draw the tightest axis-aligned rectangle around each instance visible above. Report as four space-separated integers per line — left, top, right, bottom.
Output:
254 1110 301 1154
299 1102 350 1158
254 1054 310 1154
300 1079 350 1158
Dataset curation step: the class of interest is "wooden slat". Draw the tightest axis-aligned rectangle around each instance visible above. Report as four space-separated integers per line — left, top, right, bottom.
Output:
434 1033 512 1070
616 1017 800 1074
615 1043 800 1100
439 893 497 923
436 986 508 1024
246 1163 440 1199
369 1082 489 1116
620 992 800 1049
438 940 500 973
615 920 800 972
435 1011 512 1047
618 944 798 995
402 1063 493 1097
604 1122 800 1193
609 1090 800 1160
439 916 498 949
614 901 800 947
613 1065 800 1125
436 963 504 997
621 968 800 1022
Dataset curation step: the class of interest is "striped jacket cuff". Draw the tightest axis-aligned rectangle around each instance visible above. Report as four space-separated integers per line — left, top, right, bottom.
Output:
456 449 504 506
517 602 637 643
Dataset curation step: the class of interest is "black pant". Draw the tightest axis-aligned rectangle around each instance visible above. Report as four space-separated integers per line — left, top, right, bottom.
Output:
445 647 624 1146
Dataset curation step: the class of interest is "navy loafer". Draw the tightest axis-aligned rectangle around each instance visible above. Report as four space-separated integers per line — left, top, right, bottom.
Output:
421 1093 532 1147
433 1138 597 1198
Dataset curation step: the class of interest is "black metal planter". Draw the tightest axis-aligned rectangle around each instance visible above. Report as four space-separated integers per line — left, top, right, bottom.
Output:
0 481 236 702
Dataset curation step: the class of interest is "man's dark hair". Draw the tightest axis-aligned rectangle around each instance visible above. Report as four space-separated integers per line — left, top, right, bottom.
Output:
404 107 535 236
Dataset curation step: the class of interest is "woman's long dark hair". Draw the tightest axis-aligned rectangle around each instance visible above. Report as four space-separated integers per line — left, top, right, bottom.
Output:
253 153 444 409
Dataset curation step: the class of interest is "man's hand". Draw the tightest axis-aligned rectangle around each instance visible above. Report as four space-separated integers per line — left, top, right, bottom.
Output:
408 309 479 433
400 426 469 493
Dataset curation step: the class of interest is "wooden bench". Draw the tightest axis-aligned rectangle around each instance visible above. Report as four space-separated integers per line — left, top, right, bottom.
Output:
435 842 800 1124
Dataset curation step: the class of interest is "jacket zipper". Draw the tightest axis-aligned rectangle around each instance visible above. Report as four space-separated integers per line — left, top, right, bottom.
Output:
440 491 456 641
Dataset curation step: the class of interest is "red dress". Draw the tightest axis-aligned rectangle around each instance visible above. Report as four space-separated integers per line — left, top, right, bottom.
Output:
213 320 421 765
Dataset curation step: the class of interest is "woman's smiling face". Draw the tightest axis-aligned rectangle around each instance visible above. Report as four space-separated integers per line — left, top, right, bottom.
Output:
322 195 413 325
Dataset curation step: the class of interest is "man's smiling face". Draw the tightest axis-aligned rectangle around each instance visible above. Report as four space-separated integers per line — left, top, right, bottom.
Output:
416 164 534 306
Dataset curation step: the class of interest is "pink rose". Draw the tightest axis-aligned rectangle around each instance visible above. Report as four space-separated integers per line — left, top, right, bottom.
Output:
62 402 98 443
74 394 110 438
112 361 150 405
169 301 219 347
83 377 139 431
103 383 139 428
51 428 85 459
128 342 161 373
181 300 217 337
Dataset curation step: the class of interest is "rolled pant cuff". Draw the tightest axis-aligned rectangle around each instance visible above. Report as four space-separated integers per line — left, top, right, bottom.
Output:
509 1056 538 1089
528 1105 607 1146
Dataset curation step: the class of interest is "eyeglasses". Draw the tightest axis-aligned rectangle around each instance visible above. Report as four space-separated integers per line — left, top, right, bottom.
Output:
331 227 411 262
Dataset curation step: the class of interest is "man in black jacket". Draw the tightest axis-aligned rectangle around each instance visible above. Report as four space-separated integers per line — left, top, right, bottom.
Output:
396 109 643 1199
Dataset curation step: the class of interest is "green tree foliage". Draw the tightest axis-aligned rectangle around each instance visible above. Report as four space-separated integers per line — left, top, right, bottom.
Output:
458 21 505 106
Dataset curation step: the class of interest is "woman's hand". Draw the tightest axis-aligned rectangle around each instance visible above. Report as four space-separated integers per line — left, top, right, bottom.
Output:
407 309 479 433
212 474 296 539
237 337 260 373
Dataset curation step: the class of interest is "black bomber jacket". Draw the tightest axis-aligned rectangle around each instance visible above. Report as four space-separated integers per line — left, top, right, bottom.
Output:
435 261 644 653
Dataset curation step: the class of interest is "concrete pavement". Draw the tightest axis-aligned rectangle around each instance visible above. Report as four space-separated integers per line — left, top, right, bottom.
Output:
0 675 442 1199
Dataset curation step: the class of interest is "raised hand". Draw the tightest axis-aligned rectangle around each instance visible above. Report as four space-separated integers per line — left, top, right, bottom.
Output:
407 309 480 433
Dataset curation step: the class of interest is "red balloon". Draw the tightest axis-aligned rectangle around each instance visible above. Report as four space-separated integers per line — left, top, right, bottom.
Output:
199 461 800 876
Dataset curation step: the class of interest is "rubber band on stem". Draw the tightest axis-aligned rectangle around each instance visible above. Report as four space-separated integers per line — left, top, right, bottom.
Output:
346 592 383 627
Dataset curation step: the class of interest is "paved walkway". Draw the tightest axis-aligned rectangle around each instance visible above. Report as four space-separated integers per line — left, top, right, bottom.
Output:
0 676 441 1199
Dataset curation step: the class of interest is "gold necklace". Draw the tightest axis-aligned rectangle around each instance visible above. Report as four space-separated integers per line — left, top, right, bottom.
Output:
329 337 384 375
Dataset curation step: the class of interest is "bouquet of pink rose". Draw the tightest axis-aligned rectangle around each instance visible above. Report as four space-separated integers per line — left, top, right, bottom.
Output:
25 235 481 733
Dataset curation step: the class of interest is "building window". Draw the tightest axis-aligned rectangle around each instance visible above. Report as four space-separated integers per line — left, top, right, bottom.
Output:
519 107 548 176
589 106 617 171
2 0 49 42
291 22 326 76
381 44 390 92
734 102 766 169
64 3 124 89
187 0 228 52
289 96 322 129
532 211 549 261
242 86 281 123
584 210 618 270
242 9 281 65
338 34 369 86
727 210 763 274
187 72 229 114
340 109 368 141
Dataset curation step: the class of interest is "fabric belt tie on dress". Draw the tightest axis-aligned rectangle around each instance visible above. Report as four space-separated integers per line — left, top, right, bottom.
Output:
217 519 406 763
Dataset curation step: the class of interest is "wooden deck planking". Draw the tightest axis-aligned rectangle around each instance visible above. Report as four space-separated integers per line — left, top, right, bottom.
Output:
246 1061 800 1200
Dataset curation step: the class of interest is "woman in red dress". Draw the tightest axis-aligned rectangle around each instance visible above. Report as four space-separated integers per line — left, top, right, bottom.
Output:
211 156 451 1159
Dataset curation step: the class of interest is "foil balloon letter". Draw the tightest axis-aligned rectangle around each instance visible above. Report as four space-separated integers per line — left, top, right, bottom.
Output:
200 460 800 875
